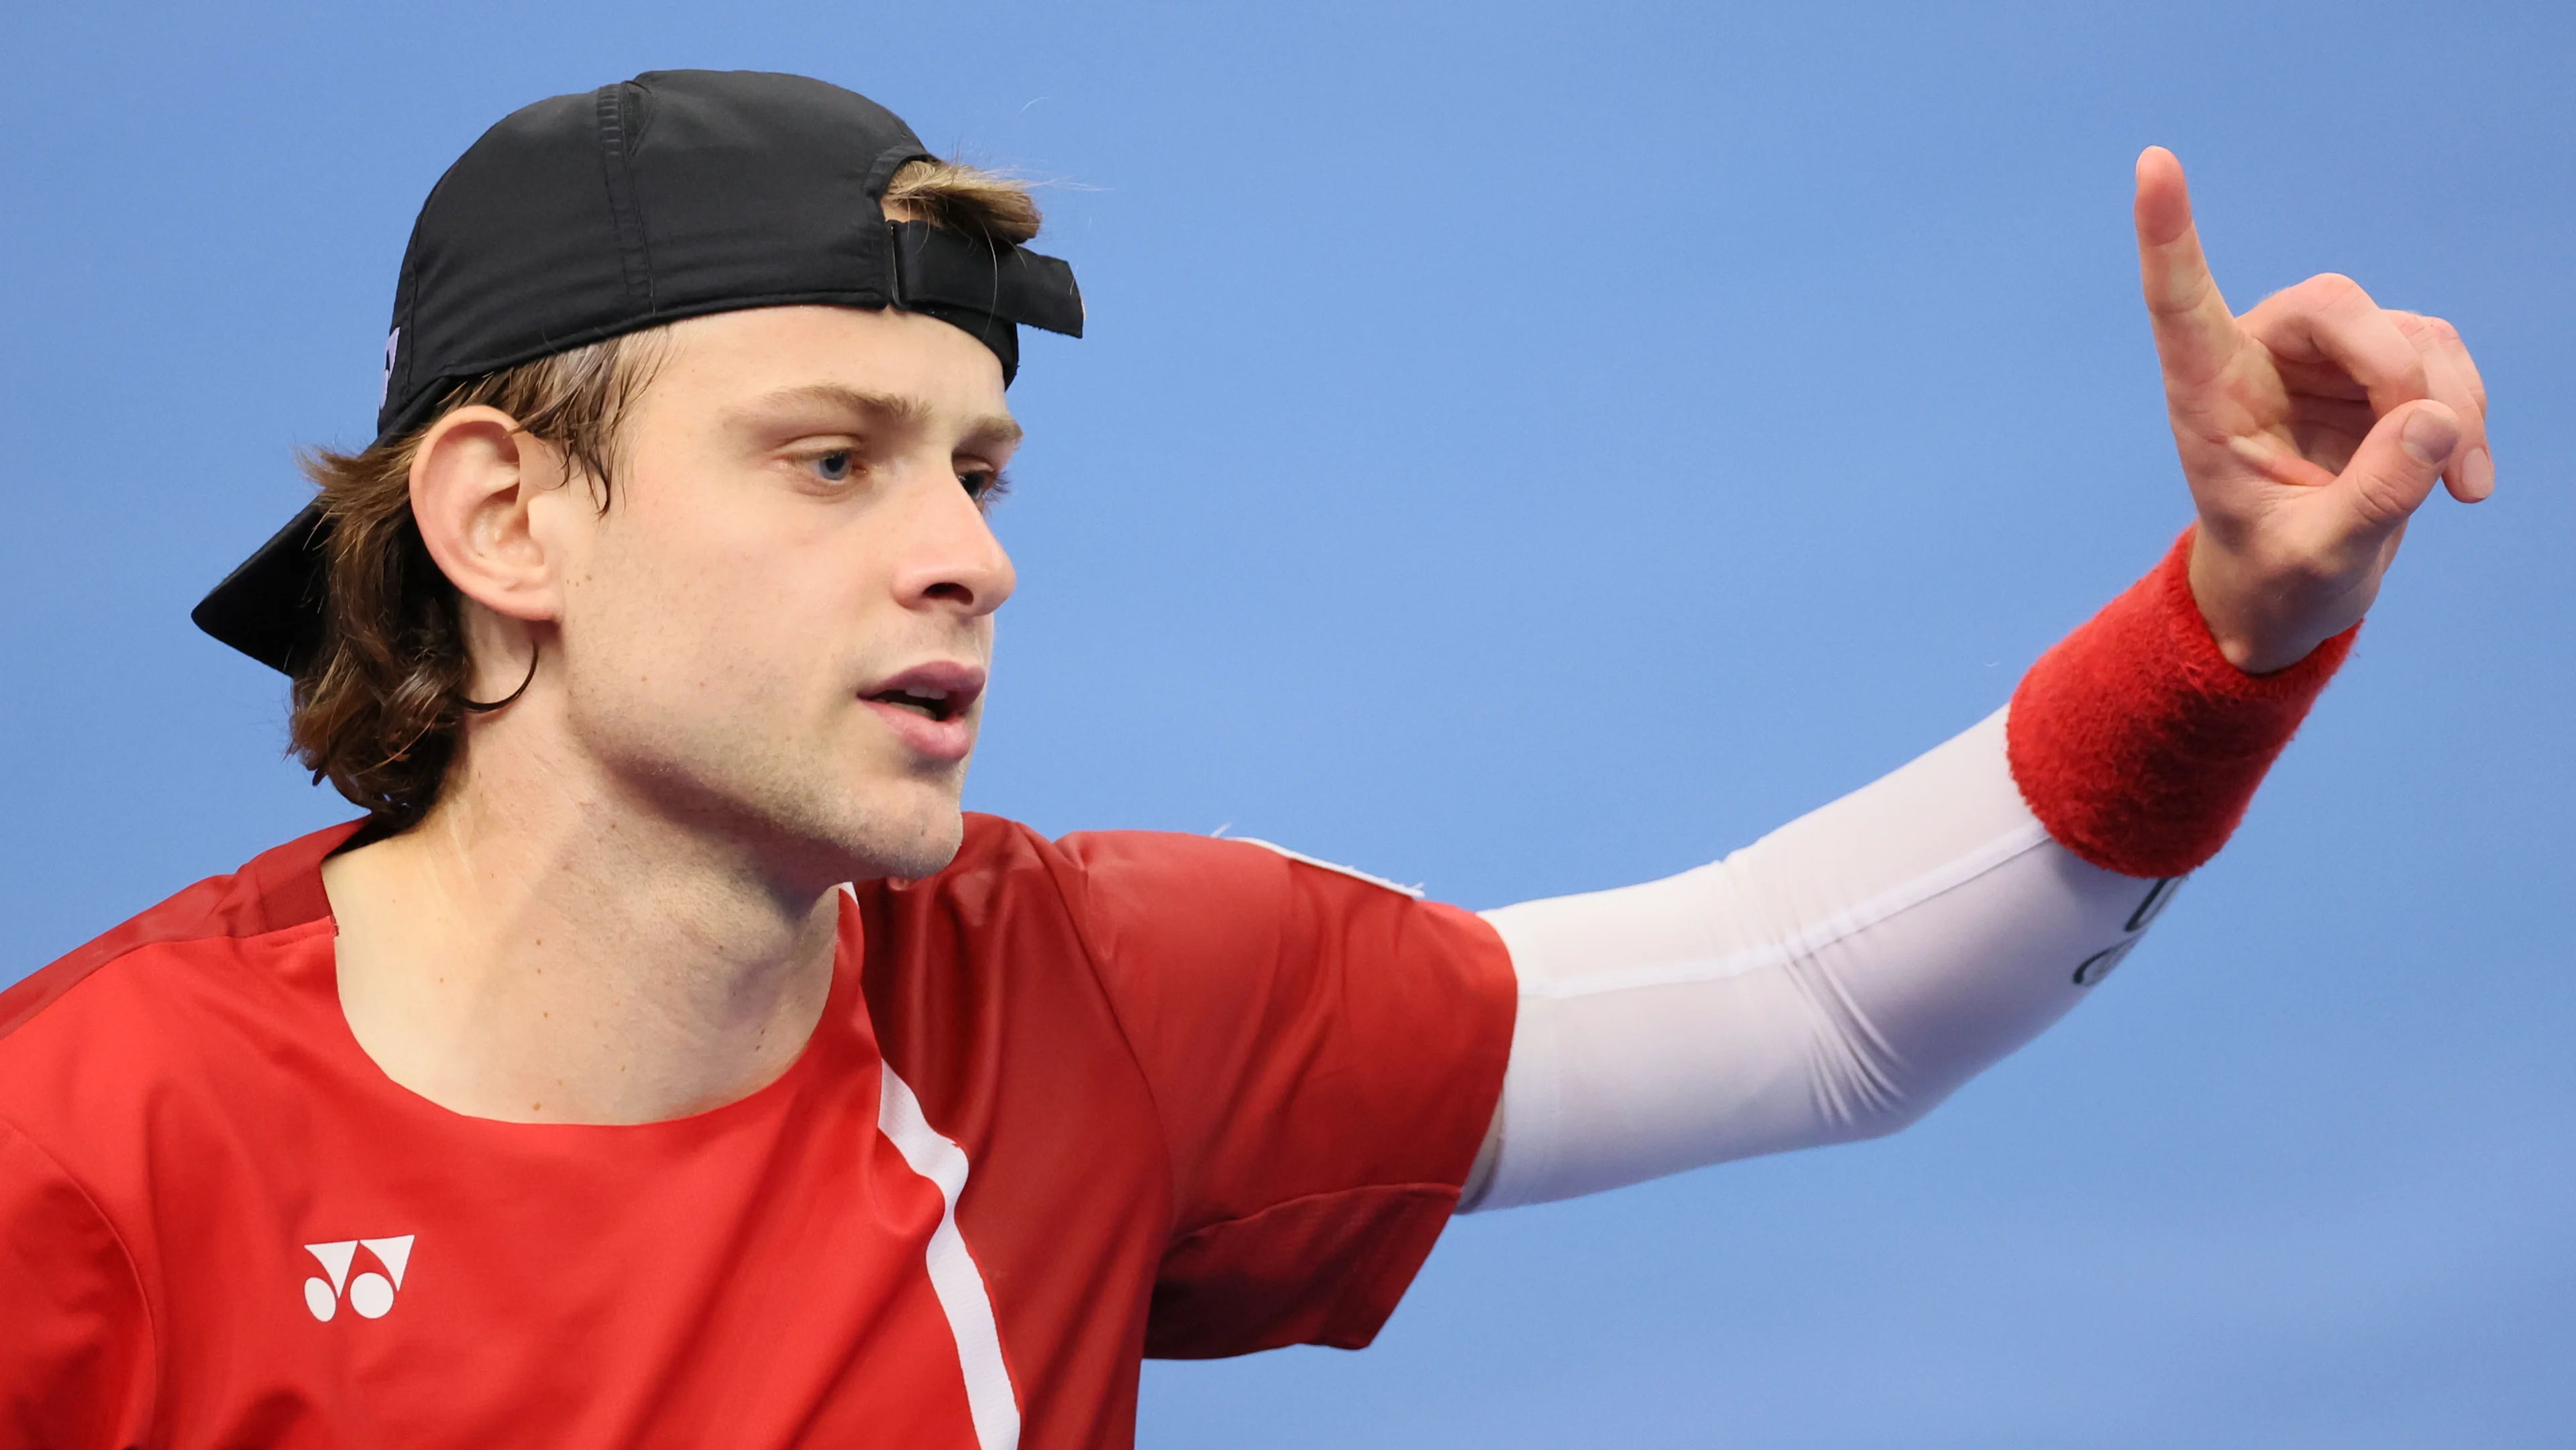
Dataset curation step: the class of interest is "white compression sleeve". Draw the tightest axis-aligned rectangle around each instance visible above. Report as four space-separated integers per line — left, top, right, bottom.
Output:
1462 707 2179 1212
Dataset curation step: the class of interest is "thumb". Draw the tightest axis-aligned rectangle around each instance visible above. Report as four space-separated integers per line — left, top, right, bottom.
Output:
2334 400 2461 535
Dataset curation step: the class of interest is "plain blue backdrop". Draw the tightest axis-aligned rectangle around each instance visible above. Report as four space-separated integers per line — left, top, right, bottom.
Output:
3 2 2569 1445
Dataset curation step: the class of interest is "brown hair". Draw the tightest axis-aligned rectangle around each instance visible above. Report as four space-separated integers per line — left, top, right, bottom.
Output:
292 158 1041 829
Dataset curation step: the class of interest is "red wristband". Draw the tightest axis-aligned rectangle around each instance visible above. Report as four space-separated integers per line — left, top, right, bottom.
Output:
2004 527 2355 879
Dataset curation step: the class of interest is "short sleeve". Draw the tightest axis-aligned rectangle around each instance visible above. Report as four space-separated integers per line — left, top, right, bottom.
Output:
1053 833 1517 1359
0 1121 156 1447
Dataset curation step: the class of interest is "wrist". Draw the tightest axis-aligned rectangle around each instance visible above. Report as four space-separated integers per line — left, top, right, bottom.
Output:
2005 527 2356 878
2185 525 2370 676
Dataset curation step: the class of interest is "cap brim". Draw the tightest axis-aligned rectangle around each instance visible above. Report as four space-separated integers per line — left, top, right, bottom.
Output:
192 502 331 674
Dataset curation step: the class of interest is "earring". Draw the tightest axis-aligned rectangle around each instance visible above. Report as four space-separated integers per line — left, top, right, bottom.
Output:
461 642 540 714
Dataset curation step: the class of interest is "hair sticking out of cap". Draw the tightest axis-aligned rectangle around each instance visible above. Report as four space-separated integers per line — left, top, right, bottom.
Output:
881 159 1042 244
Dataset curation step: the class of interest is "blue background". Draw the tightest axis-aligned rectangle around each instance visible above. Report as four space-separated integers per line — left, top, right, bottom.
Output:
3 2 2569 1444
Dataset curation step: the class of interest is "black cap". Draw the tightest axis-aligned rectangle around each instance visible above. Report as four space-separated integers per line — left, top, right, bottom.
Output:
193 69 1084 674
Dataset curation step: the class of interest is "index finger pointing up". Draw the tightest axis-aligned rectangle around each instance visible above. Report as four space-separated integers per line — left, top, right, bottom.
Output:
2135 146 2239 390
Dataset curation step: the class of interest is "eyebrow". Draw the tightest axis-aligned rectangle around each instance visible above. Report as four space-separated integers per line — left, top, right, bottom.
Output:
728 382 1022 450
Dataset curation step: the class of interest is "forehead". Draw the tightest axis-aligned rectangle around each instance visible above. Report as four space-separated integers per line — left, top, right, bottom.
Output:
643 305 1014 437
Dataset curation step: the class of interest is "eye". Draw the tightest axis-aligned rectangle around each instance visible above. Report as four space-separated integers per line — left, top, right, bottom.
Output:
808 450 856 484
959 466 1012 507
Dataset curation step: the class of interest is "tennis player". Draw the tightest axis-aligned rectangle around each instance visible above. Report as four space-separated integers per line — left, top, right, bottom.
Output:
0 70 2492 1449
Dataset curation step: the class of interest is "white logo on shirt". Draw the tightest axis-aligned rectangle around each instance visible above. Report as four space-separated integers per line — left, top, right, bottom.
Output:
303 1235 415 1321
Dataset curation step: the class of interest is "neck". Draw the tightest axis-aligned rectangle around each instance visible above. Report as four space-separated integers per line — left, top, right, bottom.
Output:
321 732 846 1125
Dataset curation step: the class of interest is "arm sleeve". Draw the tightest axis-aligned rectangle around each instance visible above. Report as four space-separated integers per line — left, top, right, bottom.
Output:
1055 831 1517 1357
0 1120 155 1447
1465 531 2347 1211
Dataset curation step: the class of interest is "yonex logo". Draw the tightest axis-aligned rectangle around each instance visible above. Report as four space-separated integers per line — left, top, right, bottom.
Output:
303 1236 415 1322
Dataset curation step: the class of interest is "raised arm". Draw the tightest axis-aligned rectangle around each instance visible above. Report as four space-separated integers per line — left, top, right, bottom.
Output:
1460 149 2491 1210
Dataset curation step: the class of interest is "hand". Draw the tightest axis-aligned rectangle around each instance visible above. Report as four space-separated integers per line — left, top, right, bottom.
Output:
2133 146 2493 674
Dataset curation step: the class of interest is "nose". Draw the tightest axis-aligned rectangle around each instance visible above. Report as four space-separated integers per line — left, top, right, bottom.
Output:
890 468 1017 619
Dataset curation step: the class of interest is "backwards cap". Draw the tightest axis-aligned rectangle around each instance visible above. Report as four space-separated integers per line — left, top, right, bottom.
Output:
193 68 1083 674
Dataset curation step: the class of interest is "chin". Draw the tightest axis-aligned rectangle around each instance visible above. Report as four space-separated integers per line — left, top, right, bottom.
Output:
664 757 968 890
800 764 970 882
863 807 966 882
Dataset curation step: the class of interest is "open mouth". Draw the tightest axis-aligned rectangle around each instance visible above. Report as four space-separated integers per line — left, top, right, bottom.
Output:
863 684 963 723
857 661 985 764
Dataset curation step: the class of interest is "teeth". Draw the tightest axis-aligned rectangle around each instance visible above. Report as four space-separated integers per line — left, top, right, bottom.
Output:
901 687 949 701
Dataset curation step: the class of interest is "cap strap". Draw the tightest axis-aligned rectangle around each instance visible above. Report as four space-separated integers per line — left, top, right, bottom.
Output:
888 221 1085 339
863 142 936 201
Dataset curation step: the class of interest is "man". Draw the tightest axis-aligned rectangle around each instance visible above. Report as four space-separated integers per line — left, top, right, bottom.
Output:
0 68 2491 1448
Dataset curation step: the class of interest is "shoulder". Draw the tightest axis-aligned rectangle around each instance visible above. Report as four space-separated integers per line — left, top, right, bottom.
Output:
905 814 1424 955
1 821 356 1043
878 813 1318 925
862 815 1479 1019
936 817 1504 1030
0 821 359 1125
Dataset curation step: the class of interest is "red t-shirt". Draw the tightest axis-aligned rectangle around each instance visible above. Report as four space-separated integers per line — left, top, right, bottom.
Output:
0 815 1517 1449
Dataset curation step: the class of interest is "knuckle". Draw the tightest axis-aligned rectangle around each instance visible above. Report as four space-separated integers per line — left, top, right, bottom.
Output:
2347 468 2422 529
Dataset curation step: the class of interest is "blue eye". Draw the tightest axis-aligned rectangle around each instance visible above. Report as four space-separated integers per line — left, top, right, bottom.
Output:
960 468 1011 505
812 450 854 482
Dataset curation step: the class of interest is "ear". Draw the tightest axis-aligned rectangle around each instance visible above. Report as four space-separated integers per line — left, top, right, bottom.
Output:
409 405 571 627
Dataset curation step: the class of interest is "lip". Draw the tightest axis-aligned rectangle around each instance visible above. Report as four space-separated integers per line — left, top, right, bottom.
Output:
857 660 987 763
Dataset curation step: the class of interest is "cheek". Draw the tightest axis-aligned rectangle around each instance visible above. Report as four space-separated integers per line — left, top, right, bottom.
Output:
561 513 869 721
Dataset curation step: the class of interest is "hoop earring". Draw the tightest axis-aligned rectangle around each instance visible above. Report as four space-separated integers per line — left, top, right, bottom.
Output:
461 642 540 714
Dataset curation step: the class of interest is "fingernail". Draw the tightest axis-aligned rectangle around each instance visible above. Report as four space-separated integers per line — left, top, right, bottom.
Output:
2402 408 2461 467
2463 447 2496 501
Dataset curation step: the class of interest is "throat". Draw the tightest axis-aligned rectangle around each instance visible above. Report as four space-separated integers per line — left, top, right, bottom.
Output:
319 823 845 1125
